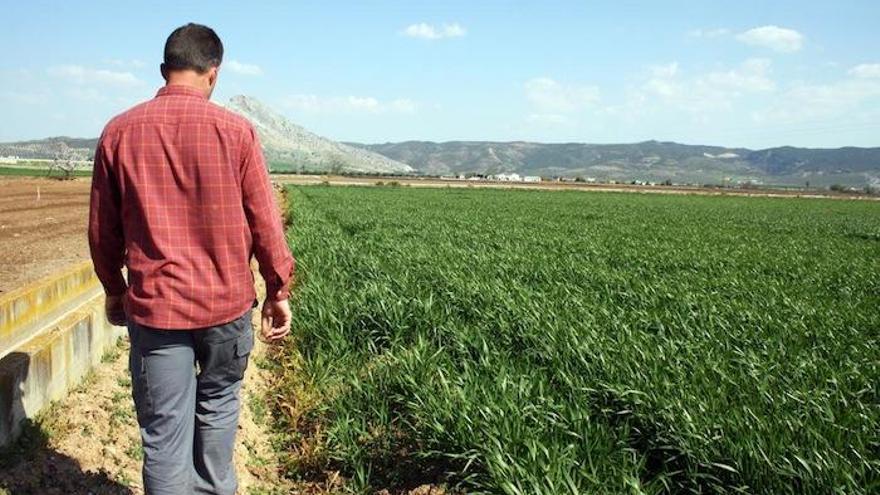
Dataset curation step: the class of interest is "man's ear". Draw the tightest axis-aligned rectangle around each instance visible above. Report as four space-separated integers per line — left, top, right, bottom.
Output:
160 63 168 81
208 66 219 87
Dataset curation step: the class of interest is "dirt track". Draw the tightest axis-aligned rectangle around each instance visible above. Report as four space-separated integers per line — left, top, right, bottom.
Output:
0 177 92 294
273 174 880 200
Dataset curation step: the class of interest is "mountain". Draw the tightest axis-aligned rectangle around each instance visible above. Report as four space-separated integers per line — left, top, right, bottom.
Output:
3 96 879 186
350 140 880 186
0 137 98 161
224 96 413 174
0 96 413 175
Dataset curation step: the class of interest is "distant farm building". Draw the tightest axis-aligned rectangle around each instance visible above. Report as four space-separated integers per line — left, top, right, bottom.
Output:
492 172 522 182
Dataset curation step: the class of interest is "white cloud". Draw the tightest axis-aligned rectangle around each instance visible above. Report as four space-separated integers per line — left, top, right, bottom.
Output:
704 58 775 92
849 63 880 79
525 77 600 113
648 59 775 95
688 28 730 39
526 113 570 126
389 98 418 113
620 58 880 135
67 87 106 102
3 68 32 78
736 25 804 53
0 90 50 105
282 94 418 114
633 59 776 119
344 96 380 111
753 77 880 124
47 65 141 86
104 58 146 69
401 22 466 40
650 62 679 78
225 60 263 76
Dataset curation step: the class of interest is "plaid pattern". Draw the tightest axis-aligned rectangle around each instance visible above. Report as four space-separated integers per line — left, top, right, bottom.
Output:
89 85 294 329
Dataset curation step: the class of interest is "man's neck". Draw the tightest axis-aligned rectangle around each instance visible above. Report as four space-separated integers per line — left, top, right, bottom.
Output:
164 71 212 99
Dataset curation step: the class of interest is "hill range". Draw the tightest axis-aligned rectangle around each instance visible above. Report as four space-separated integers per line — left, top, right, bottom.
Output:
1 95 878 186
348 141 880 187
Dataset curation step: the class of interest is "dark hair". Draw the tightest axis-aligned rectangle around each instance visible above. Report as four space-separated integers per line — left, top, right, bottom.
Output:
163 23 223 73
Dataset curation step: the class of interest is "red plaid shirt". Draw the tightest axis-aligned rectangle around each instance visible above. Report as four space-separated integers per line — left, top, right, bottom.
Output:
89 84 294 329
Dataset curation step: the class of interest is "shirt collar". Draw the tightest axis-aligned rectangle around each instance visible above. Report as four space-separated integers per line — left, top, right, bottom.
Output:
156 84 208 100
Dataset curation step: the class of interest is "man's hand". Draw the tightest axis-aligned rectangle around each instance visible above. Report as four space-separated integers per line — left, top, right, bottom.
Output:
261 298 291 343
105 294 127 326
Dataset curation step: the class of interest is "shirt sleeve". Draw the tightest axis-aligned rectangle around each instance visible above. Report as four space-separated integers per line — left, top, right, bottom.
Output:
240 126 295 301
88 133 128 296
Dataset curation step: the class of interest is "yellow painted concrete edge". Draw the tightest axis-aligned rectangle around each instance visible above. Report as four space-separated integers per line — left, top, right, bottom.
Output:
17 294 116 405
0 260 97 307
0 261 99 341
1 288 124 447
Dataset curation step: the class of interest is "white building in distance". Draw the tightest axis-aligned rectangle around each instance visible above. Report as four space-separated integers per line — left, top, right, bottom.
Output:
492 172 522 181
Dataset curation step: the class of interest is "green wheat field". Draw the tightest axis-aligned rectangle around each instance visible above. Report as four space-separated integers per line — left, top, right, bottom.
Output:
276 185 879 494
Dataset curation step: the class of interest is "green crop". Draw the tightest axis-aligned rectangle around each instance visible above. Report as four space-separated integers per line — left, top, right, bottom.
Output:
275 185 880 494
0 166 92 177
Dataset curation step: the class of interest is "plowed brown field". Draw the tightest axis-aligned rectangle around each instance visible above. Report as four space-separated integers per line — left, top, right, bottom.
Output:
0 177 92 294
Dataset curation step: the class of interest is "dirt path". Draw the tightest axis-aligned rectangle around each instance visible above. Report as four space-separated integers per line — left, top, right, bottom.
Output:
273 174 880 201
0 317 296 495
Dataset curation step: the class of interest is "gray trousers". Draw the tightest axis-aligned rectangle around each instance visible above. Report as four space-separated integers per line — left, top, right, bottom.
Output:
127 310 254 495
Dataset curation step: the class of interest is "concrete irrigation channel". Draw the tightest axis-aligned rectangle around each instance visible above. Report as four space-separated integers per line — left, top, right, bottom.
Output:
0 260 124 447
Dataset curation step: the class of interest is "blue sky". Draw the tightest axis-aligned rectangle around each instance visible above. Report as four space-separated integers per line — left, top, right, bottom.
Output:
1 0 879 148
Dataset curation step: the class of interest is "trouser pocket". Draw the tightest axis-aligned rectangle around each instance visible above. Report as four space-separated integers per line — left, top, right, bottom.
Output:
197 310 254 389
233 325 255 379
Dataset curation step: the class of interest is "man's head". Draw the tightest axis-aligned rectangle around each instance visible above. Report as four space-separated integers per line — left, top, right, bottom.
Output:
161 23 223 98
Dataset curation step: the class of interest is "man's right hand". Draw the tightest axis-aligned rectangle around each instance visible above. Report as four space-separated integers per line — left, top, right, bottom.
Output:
105 294 127 326
260 298 291 343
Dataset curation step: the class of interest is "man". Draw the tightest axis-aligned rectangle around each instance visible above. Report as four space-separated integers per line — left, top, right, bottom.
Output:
88 23 294 494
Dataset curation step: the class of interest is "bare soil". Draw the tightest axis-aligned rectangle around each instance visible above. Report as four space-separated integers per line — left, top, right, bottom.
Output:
0 177 92 294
